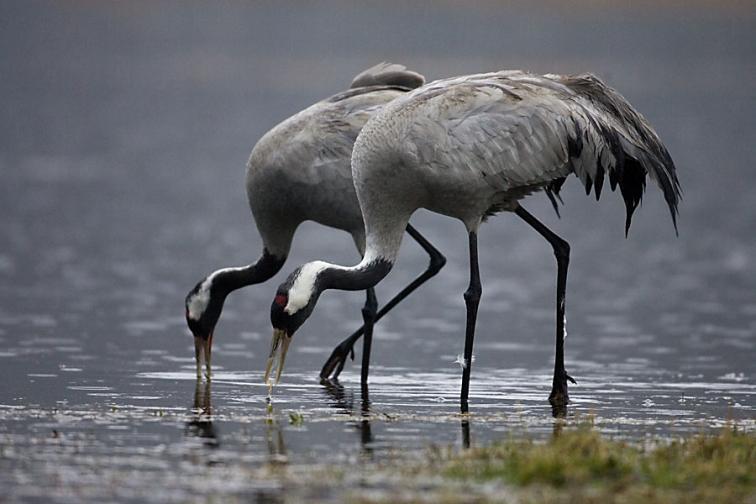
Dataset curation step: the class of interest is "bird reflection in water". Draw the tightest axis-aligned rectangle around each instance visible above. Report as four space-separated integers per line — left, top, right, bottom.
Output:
185 380 219 448
551 401 569 419
264 402 288 465
321 379 374 458
552 416 566 439
460 418 471 450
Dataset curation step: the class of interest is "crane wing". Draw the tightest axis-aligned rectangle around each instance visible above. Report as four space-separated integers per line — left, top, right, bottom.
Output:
264 86 411 188
412 73 681 234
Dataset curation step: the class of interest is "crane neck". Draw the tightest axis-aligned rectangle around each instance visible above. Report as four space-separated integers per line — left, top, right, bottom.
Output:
317 257 394 293
276 214 411 320
210 249 286 298
315 217 408 294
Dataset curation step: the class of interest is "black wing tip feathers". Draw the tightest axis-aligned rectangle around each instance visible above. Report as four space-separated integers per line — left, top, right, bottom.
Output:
545 177 567 218
562 73 681 236
545 189 561 218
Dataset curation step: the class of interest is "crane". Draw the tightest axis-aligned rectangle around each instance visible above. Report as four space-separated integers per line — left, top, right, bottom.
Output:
265 70 681 412
186 63 446 382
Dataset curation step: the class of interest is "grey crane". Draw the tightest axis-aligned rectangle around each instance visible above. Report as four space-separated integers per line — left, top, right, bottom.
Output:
185 63 446 381
265 70 681 412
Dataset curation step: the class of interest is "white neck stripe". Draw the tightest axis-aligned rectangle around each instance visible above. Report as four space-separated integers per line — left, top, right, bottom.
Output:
284 261 330 315
187 267 247 320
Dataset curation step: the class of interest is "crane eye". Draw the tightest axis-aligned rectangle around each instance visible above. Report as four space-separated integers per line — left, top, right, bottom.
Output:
274 294 287 307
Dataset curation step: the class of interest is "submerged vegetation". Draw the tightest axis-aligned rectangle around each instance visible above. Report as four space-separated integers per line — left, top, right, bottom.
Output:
347 425 755 503
289 411 306 425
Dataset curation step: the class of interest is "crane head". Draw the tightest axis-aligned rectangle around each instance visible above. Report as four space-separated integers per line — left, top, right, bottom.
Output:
185 278 224 380
266 263 327 385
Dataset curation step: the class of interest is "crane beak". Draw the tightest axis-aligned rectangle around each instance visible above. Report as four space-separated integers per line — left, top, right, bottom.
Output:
264 328 291 386
194 333 213 381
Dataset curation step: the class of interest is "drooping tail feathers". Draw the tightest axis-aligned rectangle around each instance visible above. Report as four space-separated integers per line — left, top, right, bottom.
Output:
351 62 425 90
554 73 681 235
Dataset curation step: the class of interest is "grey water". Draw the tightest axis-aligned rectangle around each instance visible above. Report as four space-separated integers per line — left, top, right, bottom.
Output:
1 1 755 502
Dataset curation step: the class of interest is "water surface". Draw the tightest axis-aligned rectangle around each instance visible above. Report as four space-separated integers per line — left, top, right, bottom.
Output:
1 1 754 502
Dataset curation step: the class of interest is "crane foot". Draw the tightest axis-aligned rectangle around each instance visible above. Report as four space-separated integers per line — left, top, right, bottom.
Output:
549 370 576 407
319 340 356 380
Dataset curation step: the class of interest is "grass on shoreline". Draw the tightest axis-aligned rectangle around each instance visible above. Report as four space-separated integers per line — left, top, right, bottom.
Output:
349 424 755 503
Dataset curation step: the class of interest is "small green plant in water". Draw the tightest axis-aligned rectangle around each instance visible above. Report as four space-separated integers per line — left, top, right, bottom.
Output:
289 411 305 425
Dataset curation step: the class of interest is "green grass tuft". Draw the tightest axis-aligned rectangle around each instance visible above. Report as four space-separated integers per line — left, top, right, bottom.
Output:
437 425 755 503
289 411 305 425
445 424 636 486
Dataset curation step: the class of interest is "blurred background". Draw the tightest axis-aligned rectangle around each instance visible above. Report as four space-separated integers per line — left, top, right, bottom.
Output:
1 1 754 500
1 0 754 379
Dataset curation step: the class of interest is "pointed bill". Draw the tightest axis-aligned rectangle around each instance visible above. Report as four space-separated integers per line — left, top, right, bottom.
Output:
194 334 213 381
204 333 213 380
194 336 204 379
264 328 291 386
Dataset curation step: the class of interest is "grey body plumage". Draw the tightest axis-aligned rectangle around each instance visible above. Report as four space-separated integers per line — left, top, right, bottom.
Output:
353 70 680 237
246 82 415 257
186 63 446 381
271 69 681 412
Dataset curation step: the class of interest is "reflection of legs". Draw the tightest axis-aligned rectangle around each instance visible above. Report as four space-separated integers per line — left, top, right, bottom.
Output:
461 419 471 449
514 206 576 406
361 287 377 387
186 380 218 445
320 379 352 413
193 379 212 413
319 375 374 455
359 384 373 456
320 223 446 379
460 232 482 414
265 421 287 459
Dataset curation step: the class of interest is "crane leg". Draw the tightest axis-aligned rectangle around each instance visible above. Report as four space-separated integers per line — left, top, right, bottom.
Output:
360 287 377 388
460 231 482 413
514 206 576 408
320 223 446 380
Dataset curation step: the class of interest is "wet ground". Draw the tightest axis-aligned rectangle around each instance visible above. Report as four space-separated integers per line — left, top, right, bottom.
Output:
1 1 755 502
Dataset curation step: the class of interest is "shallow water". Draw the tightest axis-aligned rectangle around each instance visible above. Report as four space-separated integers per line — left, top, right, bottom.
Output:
1 1 755 502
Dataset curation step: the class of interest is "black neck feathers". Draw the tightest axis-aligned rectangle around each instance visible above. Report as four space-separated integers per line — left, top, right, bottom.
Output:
317 258 393 294
212 250 286 296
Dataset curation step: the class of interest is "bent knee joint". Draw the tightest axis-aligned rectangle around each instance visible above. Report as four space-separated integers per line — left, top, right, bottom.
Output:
463 285 482 304
361 302 377 321
429 253 447 274
553 240 570 262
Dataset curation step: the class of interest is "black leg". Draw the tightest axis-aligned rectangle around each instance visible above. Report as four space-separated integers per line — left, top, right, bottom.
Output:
460 231 482 413
514 206 576 407
320 223 446 380
360 287 377 389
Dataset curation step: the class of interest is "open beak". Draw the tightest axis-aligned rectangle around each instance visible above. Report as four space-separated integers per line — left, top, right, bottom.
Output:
194 333 213 380
264 328 291 385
